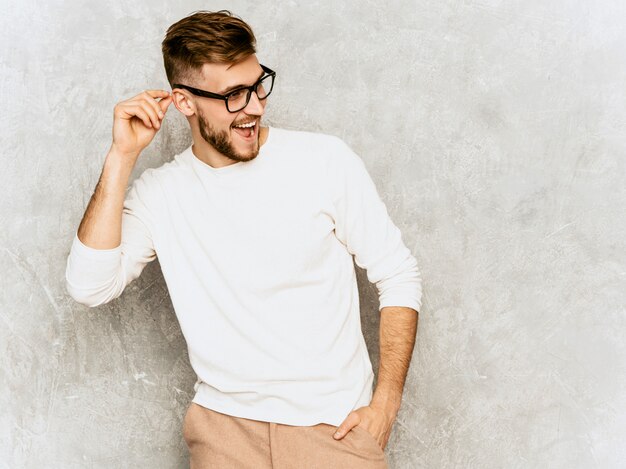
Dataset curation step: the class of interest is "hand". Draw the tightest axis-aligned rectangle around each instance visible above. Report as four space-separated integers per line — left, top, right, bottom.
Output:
111 89 172 159
332 404 396 451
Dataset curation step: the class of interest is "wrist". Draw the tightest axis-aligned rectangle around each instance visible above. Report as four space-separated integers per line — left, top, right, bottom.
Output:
370 390 402 417
108 142 140 163
106 145 138 174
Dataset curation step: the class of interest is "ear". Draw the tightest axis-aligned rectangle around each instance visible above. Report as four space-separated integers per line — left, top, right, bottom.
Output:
171 88 197 117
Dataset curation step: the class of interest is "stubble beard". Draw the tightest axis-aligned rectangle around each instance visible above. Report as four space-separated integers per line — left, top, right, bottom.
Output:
197 109 260 163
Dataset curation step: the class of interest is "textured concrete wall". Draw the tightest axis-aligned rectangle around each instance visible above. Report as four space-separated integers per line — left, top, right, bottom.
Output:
2 0 625 467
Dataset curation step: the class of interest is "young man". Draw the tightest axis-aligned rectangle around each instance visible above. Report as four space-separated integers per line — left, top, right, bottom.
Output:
65 10 422 468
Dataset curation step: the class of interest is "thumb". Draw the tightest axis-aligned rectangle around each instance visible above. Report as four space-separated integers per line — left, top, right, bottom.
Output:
333 412 360 440
158 95 173 113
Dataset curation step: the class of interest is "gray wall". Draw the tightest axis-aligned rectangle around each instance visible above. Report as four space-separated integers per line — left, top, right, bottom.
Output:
2 0 624 467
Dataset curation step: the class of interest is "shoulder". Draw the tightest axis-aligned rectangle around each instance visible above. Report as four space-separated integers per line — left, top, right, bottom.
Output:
269 127 348 152
268 127 359 172
268 128 370 197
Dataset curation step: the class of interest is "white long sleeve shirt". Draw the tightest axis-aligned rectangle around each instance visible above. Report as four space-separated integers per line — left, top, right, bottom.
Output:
65 127 422 426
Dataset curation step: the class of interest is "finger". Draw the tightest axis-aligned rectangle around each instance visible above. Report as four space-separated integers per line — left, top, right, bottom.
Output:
157 95 173 114
122 99 161 127
124 105 153 128
143 89 171 100
136 100 161 129
141 93 166 120
334 413 360 440
121 89 168 106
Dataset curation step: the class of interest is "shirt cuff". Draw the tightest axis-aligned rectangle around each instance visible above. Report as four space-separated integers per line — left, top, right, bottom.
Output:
379 297 422 313
70 233 121 261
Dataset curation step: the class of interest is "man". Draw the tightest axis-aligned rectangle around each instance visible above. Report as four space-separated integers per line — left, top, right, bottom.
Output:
65 10 422 469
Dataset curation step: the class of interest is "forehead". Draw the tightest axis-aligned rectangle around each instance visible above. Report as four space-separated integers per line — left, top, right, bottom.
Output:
195 54 263 92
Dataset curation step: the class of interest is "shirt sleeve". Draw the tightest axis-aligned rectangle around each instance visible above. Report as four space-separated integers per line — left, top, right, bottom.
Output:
329 138 422 312
65 170 158 307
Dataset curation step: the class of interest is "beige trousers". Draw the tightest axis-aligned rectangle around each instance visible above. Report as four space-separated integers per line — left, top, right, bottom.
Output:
183 402 389 469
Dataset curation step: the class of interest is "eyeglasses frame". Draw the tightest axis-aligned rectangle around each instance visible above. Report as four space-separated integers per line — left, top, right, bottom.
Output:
172 64 276 113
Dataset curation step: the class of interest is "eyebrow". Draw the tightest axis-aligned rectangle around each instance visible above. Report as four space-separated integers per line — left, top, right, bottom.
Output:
218 70 266 95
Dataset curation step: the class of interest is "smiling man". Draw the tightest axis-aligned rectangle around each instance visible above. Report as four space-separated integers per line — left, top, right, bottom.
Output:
171 57 273 166
65 10 422 469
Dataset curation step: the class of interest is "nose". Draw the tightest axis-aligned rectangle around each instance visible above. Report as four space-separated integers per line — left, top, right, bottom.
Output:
243 90 265 116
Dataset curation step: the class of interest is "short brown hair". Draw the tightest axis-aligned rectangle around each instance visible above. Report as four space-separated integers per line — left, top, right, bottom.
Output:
162 10 257 86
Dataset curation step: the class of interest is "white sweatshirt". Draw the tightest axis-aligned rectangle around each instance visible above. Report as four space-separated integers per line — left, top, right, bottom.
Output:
65 127 422 427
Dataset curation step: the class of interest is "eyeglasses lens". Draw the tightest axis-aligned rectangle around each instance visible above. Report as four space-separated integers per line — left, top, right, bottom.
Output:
226 74 274 112
256 74 274 99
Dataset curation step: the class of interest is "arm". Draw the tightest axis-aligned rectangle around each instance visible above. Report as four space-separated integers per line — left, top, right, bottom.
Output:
65 90 172 306
333 308 419 450
370 305 418 418
328 138 422 448
328 137 423 313
77 148 134 248
77 90 171 249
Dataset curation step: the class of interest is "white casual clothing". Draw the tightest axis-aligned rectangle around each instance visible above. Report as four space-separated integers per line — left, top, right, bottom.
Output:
65 127 422 426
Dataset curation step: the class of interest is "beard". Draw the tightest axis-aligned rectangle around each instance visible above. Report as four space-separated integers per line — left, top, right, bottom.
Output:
197 109 260 163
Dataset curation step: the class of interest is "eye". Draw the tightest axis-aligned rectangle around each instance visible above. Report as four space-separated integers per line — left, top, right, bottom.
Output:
228 88 246 100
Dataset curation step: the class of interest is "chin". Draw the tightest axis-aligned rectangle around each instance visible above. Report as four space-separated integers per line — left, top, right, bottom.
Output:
240 149 259 162
231 137 259 160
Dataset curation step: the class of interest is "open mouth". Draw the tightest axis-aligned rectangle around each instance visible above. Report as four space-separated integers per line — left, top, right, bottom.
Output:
231 120 257 140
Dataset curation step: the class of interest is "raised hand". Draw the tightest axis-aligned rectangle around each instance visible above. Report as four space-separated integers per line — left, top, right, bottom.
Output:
110 89 172 159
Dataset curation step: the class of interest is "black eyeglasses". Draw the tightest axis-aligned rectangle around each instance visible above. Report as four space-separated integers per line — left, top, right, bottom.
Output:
173 64 276 113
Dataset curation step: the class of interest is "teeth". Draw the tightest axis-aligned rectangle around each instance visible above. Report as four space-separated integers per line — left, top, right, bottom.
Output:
233 121 255 128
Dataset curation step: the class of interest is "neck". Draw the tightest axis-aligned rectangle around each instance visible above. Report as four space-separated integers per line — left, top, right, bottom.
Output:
190 125 269 169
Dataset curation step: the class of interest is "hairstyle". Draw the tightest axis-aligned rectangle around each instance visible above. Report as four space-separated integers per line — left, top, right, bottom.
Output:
161 10 257 86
